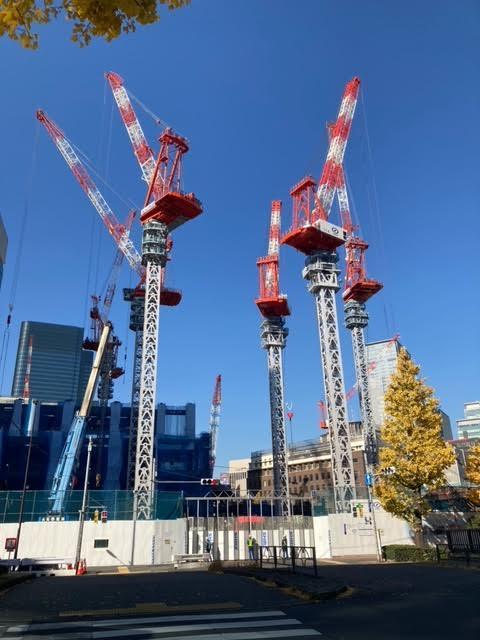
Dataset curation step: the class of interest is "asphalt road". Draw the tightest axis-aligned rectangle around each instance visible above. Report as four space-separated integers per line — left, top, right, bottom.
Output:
0 564 478 639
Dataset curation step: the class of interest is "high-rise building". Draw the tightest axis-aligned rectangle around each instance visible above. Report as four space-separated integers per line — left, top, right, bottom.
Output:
0 214 8 289
366 338 450 437
366 338 402 428
456 402 480 440
11 321 93 404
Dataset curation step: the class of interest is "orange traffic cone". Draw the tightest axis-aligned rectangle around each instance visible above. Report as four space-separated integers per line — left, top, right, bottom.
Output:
76 559 87 576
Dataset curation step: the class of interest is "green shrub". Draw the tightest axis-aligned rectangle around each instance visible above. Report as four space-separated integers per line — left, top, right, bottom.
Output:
382 544 444 562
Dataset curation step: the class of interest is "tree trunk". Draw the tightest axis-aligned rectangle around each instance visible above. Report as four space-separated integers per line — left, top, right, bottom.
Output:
413 518 424 547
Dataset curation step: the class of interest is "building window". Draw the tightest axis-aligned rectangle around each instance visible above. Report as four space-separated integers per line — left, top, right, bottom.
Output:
94 539 108 549
315 474 319 481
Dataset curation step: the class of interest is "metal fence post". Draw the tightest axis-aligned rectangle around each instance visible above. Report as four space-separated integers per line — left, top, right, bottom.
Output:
260 546 263 568
313 545 318 577
273 545 277 569
291 546 296 573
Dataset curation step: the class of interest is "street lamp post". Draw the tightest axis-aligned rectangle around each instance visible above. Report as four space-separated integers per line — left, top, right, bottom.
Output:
74 437 93 569
365 466 396 562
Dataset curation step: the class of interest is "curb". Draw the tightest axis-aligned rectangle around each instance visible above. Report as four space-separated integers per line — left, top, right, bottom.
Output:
224 568 349 601
0 574 34 596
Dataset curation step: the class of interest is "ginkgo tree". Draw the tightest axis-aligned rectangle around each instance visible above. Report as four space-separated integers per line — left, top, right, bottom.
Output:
374 348 455 546
0 0 190 49
465 442 480 507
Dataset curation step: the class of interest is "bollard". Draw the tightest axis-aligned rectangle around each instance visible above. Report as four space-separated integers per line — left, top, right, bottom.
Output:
291 546 296 573
313 546 318 577
260 547 263 569
273 545 277 569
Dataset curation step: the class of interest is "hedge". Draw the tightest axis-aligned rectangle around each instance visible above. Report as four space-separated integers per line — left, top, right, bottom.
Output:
382 544 446 562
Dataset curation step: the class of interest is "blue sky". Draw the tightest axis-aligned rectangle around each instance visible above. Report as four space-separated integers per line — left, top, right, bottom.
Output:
0 1 479 472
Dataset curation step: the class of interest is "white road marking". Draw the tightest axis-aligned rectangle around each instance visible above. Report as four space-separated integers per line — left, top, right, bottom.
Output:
92 618 302 639
7 609 287 633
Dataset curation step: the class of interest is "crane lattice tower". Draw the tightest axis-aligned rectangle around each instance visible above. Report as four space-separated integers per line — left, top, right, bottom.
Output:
105 73 183 492
256 200 291 516
135 126 202 519
281 78 361 512
327 123 383 472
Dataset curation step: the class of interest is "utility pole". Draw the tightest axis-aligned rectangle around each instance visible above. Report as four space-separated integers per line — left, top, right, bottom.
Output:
256 201 291 516
75 437 93 569
282 78 361 512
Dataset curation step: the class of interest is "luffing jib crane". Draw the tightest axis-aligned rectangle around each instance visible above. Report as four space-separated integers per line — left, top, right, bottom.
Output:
256 200 290 516
209 374 222 476
106 72 183 491
37 106 179 495
281 78 361 512
119 83 202 518
327 125 382 470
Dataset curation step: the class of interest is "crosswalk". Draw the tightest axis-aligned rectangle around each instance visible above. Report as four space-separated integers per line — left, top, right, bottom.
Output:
2 610 321 639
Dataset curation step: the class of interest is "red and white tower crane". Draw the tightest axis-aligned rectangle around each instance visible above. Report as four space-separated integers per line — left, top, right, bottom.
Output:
256 200 290 515
281 78 360 512
327 124 383 471
107 72 202 518
209 374 222 475
106 72 183 491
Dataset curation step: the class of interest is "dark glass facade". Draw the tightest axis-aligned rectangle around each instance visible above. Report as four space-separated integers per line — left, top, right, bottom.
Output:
11 321 93 404
0 399 210 494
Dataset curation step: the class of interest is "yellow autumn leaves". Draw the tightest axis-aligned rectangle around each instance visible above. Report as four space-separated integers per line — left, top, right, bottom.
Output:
374 348 455 540
0 0 190 49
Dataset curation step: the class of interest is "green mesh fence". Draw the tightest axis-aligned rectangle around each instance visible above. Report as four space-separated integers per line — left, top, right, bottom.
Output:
0 490 183 523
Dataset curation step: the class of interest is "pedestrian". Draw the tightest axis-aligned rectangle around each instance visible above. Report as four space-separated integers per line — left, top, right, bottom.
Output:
247 534 256 560
281 535 288 559
205 536 213 562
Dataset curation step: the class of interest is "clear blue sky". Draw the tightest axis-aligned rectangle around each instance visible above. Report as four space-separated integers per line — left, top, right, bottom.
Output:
0 1 478 472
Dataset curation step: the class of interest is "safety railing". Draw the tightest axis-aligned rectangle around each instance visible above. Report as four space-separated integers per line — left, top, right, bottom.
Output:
256 545 318 576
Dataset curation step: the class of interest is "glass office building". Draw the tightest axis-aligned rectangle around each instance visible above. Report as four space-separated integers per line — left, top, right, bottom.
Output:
11 321 93 403
457 402 480 440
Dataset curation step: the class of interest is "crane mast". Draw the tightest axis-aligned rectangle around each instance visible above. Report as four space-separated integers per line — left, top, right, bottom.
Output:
329 137 383 471
105 73 184 491
282 78 360 512
256 200 290 516
209 374 222 475
135 125 202 519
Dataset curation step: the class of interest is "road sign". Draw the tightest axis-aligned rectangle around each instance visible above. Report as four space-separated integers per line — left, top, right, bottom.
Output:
5 538 16 552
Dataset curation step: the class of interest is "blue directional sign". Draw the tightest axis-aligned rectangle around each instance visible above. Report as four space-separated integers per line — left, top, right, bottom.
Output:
365 473 374 487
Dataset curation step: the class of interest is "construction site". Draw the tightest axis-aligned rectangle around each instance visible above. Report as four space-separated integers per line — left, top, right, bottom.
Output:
0 73 468 570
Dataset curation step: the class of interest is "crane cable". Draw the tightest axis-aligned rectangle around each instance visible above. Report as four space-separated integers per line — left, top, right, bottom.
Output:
359 87 397 336
0 122 40 394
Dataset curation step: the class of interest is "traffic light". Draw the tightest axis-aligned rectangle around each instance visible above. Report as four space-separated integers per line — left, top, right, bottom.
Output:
380 466 396 476
200 478 218 486
101 510 108 524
